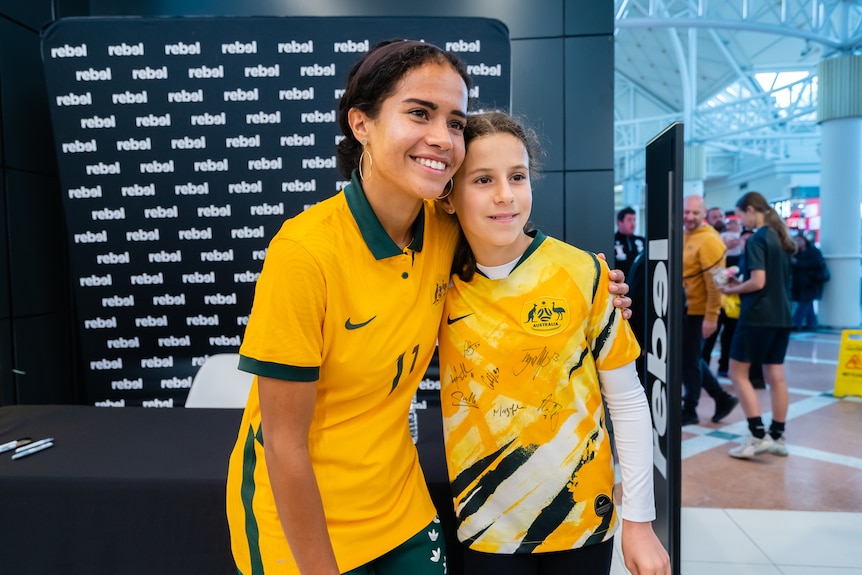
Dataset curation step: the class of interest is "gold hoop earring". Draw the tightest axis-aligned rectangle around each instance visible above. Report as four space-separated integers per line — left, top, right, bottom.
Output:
436 179 454 200
358 139 372 180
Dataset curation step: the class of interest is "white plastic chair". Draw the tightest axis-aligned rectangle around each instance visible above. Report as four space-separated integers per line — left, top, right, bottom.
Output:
184 353 254 408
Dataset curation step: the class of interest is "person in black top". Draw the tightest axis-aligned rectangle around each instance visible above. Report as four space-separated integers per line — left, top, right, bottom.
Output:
613 207 645 278
718 191 796 459
790 234 828 330
736 228 766 388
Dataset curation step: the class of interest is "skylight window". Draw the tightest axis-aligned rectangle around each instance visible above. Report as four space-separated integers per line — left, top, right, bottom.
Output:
702 71 817 123
754 71 817 109
704 82 754 108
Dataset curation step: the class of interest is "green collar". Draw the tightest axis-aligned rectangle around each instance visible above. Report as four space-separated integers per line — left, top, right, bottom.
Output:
516 229 546 268
475 229 547 279
344 170 425 260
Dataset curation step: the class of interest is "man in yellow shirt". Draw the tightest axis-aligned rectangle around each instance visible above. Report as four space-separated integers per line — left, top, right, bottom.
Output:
682 195 739 425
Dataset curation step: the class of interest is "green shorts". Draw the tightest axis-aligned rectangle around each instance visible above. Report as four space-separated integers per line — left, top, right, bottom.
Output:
343 517 446 575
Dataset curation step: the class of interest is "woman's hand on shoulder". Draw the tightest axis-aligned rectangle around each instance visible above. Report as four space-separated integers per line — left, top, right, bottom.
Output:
598 253 633 320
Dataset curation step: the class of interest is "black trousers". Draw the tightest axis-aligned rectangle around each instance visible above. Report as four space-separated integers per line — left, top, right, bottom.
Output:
462 539 614 575
701 309 736 373
683 314 728 410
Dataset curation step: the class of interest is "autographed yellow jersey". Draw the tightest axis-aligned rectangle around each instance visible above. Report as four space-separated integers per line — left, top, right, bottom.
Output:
438 232 641 554
226 172 459 574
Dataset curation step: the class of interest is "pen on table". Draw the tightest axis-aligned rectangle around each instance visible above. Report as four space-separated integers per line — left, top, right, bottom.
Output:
14 437 53 453
11 441 54 460
0 438 32 454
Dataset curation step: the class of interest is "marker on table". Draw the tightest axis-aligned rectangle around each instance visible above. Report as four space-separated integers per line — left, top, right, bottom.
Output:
0 438 32 454
14 437 53 454
11 441 54 460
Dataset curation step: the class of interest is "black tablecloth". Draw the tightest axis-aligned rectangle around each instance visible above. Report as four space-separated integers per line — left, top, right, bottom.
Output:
0 404 459 575
0 405 243 574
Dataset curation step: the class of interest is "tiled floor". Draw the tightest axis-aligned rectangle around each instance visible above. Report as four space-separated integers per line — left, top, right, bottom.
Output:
611 328 862 574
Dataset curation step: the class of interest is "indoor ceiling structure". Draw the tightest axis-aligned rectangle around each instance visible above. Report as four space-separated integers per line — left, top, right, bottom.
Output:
613 0 862 186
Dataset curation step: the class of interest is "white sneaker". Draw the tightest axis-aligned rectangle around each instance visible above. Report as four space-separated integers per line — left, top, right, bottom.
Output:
729 433 774 459
769 436 788 456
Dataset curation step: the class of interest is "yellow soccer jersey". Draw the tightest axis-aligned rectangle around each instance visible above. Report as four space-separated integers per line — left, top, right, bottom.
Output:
227 172 459 574
438 232 641 554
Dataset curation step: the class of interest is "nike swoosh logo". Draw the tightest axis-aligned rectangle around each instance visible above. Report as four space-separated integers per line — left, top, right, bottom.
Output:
446 313 474 325
345 316 376 330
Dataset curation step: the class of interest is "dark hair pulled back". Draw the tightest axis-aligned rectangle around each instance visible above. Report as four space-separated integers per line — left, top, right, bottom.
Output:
735 191 797 254
336 39 471 179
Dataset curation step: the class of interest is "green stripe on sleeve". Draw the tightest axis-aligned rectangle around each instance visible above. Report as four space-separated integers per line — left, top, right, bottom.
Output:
238 355 319 382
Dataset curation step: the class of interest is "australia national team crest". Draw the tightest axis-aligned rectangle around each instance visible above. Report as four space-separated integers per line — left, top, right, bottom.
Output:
522 297 569 335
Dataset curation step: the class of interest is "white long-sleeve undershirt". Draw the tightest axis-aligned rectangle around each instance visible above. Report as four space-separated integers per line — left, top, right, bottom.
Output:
598 361 656 523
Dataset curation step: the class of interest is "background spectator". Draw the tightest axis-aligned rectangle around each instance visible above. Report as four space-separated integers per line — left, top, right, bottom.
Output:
791 234 829 330
707 206 726 232
614 206 645 277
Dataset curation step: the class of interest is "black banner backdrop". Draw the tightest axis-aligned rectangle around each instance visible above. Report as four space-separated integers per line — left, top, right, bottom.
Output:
41 17 511 407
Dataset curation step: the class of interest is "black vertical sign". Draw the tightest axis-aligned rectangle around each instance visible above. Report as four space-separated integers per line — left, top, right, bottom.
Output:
41 16 511 407
643 122 683 574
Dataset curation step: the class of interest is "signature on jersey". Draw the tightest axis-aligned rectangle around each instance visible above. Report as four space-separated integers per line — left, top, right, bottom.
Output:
514 345 559 379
